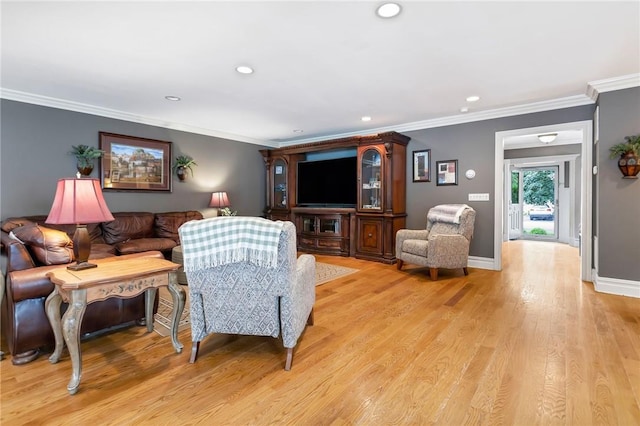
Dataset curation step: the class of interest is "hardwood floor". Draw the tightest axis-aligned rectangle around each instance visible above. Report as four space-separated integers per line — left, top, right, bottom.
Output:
2 241 639 425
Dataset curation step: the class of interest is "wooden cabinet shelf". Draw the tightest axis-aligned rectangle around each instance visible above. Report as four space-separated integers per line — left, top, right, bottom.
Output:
261 131 409 263
292 208 355 257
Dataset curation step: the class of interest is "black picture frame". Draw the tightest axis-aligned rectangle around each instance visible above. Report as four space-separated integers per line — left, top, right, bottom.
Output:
412 149 431 182
436 159 458 186
99 132 172 192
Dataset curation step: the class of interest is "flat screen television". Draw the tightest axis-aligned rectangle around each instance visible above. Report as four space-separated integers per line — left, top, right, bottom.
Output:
297 156 357 207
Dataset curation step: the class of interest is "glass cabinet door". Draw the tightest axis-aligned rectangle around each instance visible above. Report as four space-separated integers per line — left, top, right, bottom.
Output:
272 158 287 208
360 148 382 211
319 217 340 235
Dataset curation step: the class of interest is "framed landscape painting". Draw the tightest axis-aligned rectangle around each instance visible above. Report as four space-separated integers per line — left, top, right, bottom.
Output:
99 132 172 192
412 149 431 182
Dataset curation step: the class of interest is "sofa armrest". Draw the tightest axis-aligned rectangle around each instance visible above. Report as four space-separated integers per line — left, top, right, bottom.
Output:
6 241 36 272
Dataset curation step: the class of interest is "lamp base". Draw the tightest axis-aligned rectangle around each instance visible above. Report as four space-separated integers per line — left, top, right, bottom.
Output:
67 261 98 271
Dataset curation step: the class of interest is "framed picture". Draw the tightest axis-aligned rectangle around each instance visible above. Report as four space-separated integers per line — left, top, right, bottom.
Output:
99 132 172 192
436 159 458 186
412 149 431 182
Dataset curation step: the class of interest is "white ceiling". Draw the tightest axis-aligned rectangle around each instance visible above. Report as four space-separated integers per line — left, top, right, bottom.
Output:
1 1 639 148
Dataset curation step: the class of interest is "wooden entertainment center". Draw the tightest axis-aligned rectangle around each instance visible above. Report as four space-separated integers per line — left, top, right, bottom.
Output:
260 131 410 264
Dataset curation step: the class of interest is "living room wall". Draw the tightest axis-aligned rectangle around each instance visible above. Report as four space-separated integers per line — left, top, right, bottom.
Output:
403 105 594 260
0 100 269 220
596 86 640 283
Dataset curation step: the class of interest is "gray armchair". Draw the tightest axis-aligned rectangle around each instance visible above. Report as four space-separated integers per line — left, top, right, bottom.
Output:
396 205 475 280
178 218 315 370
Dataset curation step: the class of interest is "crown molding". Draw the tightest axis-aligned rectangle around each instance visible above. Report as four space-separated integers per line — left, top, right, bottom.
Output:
0 88 276 148
279 94 594 147
587 73 640 101
0 87 595 149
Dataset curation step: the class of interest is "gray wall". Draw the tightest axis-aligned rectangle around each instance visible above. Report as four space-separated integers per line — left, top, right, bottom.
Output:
596 87 640 281
404 105 594 259
0 100 268 220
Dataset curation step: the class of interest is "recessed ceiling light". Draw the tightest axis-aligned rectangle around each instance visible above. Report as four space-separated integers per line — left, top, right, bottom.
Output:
466 95 480 102
165 96 181 101
293 129 304 133
236 65 254 74
361 116 372 122
376 3 401 18
460 107 469 113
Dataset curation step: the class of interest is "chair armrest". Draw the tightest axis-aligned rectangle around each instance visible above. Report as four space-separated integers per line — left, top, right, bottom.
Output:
428 234 471 267
396 229 429 257
295 254 316 289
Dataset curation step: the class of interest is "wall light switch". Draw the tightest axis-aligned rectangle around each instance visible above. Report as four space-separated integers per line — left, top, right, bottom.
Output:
468 193 490 201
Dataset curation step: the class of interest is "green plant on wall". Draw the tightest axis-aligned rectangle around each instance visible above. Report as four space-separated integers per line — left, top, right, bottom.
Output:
172 155 198 179
609 134 640 158
69 145 104 168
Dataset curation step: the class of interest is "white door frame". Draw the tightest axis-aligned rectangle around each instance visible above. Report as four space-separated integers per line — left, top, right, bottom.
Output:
494 120 593 281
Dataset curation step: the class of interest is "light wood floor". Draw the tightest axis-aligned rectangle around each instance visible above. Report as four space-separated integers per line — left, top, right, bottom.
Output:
2 241 639 425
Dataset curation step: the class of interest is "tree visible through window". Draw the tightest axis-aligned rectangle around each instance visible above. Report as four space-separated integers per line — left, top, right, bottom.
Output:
523 170 555 205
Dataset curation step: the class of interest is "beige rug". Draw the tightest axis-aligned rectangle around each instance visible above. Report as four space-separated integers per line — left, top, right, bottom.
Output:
153 262 359 335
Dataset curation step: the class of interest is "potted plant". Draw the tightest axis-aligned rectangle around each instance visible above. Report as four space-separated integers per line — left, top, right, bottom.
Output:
609 134 640 179
69 145 104 176
173 155 197 181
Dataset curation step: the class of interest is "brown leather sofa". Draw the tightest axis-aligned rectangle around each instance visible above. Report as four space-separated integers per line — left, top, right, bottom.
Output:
0 210 203 364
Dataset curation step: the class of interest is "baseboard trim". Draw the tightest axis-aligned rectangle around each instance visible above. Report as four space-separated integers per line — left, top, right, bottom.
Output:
593 272 640 298
468 256 496 271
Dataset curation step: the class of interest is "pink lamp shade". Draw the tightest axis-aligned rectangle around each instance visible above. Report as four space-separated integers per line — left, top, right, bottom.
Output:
46 178 114 225
209 191 230 209
46 178 114 270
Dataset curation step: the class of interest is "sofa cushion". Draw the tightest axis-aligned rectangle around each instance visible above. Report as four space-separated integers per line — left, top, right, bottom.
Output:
101 212 155 245
10 224 75 265
115 238 177 255
1 217 38 233
89 243 117 259
154 211 203 242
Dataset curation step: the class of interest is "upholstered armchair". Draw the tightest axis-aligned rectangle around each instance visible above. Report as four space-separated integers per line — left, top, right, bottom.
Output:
396 205 476 280
178 217 315 370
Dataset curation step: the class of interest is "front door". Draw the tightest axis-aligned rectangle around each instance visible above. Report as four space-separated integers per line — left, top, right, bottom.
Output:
520 166 559 240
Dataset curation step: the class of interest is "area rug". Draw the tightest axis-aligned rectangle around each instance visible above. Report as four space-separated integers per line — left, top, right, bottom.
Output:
153 287 190 337
153 262 359 335
315 261 359 286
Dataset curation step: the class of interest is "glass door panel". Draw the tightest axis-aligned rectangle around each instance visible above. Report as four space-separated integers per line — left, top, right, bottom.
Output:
302 217 315 234
272 159 287 208
360 148 382 211
319 218 340 235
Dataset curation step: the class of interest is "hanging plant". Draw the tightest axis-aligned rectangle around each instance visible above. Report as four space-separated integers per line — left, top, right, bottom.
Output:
609 134 640 179
172 155 198 181
69 145 104 176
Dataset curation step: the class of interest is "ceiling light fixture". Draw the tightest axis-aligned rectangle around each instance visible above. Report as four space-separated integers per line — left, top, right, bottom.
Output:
361 116 372 122
236 65 254 74
460 107 469 113
466 95 480 102
376 2 401 18
538 133 558 144
165 96 181 101
293 129 304 133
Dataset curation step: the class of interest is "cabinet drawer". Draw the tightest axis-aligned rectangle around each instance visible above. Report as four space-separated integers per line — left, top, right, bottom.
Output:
317 239 342 249
299 236 317 249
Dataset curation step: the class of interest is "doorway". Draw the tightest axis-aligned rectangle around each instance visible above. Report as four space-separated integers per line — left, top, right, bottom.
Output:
510 166 559 240
494 120 593 282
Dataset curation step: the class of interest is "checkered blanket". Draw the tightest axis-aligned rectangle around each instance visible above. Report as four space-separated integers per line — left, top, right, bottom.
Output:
427 204 471 224
178 217 284 271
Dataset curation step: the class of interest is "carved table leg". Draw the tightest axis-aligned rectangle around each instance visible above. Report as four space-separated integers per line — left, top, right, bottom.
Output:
167 271 185 354
63 289 87 395
145 287 158 333
45 288 64 364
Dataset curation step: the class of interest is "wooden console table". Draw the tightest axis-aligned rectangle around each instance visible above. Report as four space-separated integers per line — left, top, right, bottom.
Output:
45 257 185 395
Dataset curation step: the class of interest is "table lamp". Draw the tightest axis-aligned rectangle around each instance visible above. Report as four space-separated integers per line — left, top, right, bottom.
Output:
46 178 114 270
209 191 230 215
